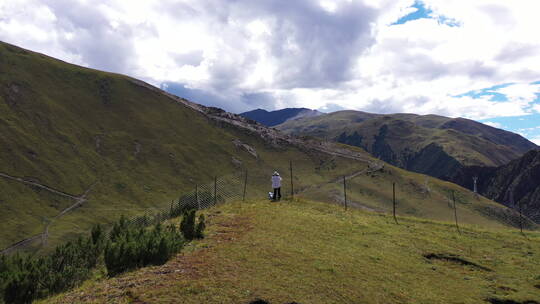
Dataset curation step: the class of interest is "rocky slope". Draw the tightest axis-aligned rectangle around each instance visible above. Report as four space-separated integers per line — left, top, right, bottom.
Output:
450 149 540 223
278 110 537 179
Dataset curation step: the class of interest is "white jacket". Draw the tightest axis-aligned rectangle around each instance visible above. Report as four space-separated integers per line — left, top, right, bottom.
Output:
271 175 282 188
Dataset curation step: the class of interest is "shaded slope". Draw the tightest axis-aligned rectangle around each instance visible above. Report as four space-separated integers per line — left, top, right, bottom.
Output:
450 150 540 223
240 108 322 127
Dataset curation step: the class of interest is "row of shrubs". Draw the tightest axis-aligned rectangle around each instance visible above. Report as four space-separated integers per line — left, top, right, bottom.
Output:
0 209 205 304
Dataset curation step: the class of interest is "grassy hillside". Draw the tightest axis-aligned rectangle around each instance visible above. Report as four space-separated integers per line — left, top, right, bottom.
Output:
277 111 537 177
46 199 540 304
0 41 322 249
0 41 532 254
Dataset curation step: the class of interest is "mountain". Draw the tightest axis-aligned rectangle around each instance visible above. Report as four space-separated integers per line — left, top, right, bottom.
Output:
277 110 537 179
0 41 530 253
449 149 540 223
240 108 322 126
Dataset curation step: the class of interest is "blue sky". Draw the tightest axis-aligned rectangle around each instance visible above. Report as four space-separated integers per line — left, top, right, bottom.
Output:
392 0 460 27
390 1 540 144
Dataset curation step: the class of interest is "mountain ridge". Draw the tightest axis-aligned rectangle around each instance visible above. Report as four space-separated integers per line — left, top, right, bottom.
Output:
240 107 322 127
277 110 537 177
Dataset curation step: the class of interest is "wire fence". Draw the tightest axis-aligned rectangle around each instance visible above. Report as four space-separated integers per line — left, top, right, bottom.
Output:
2 160 538 256
0 172 246 255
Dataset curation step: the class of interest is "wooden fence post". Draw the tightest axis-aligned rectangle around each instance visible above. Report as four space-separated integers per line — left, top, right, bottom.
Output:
196 184 200 209
393 182 398 224
452 191 461 235
290 160 294 200
243 170 248 202
214 176 217 206
343 176 347 210
519 198 523 234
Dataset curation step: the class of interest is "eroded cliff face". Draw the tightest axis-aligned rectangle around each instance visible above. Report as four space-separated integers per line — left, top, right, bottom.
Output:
406 143 462 179
336 126 461 179
450 150 540 223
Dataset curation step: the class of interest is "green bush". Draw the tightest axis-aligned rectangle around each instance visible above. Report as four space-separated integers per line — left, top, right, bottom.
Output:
1 225 105 304
180 210 197 240
195 214 206 239
104 222 184 277
0 209 206 303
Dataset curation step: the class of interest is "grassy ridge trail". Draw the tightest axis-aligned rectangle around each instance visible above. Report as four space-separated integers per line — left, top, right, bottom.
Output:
46 199 540 304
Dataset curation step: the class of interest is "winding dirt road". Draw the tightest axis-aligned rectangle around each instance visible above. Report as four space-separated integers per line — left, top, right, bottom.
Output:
0 172 94 254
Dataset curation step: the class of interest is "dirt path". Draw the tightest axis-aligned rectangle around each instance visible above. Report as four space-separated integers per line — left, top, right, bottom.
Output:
0 172 82 200
295 161 384 196
0 172 95 254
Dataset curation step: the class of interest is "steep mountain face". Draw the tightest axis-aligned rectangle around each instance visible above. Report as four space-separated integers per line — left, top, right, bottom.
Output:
278 111 537 179
240 108 322 127
450 150 540 223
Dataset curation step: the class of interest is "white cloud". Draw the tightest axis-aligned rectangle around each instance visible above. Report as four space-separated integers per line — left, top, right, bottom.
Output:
0 0 539 118
483 121 503 128
531 137 540 145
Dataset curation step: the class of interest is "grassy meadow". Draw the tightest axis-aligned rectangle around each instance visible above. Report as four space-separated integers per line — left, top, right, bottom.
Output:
45 199 540 304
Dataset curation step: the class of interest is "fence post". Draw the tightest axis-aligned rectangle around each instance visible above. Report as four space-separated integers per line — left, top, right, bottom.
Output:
393 182 398 224
196 184 200 210
242 170 248 201
290 160 294 200
518 197 523 234
214 176 217 206
343 176 347 210
452 191 461 235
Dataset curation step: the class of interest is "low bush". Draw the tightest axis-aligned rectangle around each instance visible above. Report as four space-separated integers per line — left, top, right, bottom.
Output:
0 209 206 303
1 224 104 304
104 222 184 276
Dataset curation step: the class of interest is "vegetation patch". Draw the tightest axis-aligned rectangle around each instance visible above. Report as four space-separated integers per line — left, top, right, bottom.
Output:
46 200 540 304
0 209 206 304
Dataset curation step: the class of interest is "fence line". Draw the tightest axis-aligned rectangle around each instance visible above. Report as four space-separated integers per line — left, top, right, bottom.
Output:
3 160 539 256
1 172 245 255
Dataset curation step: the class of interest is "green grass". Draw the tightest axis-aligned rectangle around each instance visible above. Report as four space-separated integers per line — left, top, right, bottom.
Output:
45 199 540 304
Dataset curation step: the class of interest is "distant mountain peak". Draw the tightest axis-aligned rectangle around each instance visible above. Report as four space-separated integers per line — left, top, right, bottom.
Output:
240 107 322 127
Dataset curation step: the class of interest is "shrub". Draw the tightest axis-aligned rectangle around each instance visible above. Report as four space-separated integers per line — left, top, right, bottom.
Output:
1 207 200 302
1 226 104 304
180 209 197 240
195 214 206 239
104 222 184 276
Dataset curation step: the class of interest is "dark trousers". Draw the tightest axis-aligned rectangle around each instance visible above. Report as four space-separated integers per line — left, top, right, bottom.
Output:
273 187 281 200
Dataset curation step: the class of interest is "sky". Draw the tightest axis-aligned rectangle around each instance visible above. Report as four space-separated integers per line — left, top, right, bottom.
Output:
1 0 539 144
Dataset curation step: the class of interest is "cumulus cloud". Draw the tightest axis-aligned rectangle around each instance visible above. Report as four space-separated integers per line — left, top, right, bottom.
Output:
483 121 503 128
0 0 539 126
531 137 540 146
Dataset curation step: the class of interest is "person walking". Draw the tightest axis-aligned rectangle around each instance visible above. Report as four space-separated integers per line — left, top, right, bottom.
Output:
271 171 282 201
